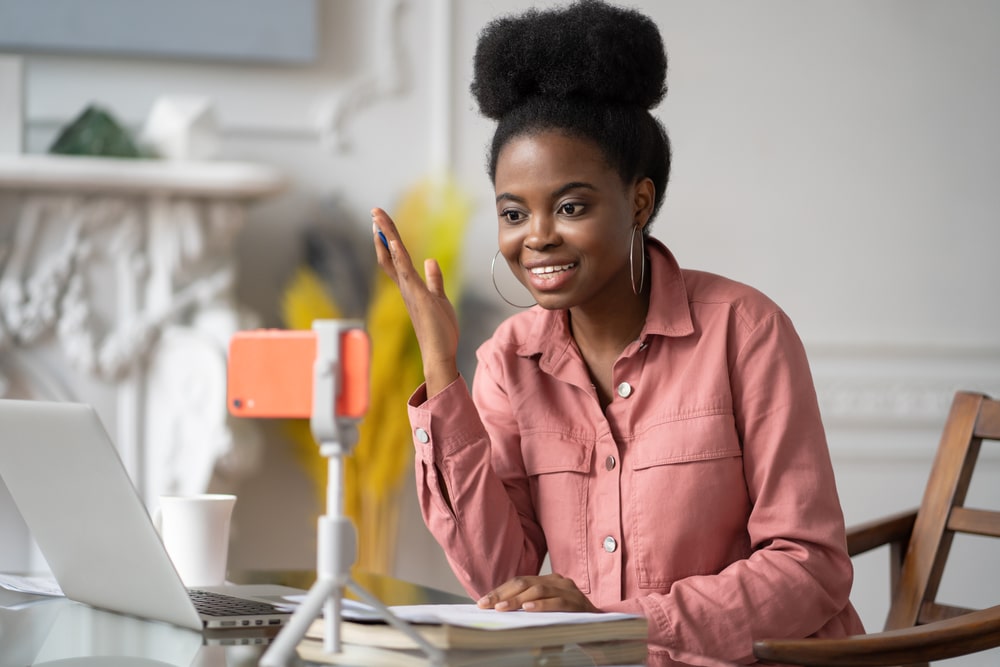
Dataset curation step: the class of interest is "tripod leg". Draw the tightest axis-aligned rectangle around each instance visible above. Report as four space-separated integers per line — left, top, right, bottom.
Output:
323 585 344 653
347 579 446 665
259 577 338 667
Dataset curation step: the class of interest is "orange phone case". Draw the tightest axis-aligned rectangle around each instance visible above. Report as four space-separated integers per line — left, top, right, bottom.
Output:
227 329 369 419
337 328 370 419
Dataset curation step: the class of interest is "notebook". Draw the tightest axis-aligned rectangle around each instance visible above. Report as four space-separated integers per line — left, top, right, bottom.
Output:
0 398 305 632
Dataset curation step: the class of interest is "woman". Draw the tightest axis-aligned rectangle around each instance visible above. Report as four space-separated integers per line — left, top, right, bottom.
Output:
372 1 864 664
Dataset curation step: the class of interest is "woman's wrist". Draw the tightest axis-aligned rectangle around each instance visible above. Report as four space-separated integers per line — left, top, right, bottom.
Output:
424 361 460 399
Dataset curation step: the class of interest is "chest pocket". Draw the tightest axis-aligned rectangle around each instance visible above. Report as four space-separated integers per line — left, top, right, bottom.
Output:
521 434 593 593
627 412 750 588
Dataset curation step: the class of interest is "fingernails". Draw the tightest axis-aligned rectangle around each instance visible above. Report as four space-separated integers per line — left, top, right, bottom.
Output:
476 596 490 607
495 601 510 611
523 601 536 610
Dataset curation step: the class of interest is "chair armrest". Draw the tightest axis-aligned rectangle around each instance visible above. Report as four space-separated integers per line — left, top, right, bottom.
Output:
846 509 917 557
752 603 1000 666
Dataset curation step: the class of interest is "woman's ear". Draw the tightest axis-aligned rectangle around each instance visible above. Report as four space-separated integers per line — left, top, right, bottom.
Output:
633 177 655 230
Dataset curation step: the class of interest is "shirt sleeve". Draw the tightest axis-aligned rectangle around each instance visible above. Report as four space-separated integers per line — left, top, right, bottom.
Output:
603 312 862 664
407 361 546 598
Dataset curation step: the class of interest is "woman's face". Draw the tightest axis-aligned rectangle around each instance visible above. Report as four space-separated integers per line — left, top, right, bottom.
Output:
494 130 651 313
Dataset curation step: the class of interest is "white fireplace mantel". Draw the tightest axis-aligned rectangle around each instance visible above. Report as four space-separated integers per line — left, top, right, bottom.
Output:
0 154 284 197
0 153 283 571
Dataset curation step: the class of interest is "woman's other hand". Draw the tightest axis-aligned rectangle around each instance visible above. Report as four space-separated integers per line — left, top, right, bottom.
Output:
476 574 600 613
372 207 460 397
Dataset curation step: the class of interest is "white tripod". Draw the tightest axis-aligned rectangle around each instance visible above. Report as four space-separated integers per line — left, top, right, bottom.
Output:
260 320 444 667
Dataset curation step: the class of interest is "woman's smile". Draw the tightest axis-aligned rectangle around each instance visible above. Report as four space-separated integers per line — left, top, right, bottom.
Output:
525 261 579 290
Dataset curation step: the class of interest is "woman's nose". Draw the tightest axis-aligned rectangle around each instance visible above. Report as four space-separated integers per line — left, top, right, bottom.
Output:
524 213 560 250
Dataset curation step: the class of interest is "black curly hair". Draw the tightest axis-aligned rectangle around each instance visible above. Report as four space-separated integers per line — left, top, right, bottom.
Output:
471 0 671 225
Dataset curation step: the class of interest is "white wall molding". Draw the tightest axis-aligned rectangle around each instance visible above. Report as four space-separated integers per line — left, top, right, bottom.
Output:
20 0 412 155
808 344 1000 429
0 55 23 153
313 0 408 152
427 0 454 173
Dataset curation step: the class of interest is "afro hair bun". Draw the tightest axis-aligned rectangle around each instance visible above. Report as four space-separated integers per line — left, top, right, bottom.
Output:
471 0 667 121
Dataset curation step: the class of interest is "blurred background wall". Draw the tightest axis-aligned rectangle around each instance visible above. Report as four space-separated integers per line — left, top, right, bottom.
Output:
3 1 999 660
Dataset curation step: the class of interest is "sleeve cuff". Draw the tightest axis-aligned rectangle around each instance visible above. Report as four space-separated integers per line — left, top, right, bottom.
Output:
406 375 486 460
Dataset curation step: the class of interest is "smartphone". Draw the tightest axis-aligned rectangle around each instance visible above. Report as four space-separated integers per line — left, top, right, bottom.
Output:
227 327 369 419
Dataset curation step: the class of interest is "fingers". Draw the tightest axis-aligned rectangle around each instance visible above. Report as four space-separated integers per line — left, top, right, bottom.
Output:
476 576 535 610
487 586 573 612
371 208 395 258
371 207 417 282
372 208 451 301
371 209 395 277
519 595 579 612
370 207 397 239
476 574 596 613
425 258 447 298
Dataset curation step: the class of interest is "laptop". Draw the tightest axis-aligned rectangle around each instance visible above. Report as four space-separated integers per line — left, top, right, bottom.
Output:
0 398 306 632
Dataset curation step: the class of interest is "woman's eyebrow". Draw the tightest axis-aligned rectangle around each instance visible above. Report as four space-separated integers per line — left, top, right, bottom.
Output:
496 181 597 205
552 182 597 198
495 192 525 205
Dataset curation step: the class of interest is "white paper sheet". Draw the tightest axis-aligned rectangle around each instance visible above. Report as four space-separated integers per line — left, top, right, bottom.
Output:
366 604 640 630
0 573 63 597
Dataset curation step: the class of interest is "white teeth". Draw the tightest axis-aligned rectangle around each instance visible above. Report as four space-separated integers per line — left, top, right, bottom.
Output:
530 263 574 275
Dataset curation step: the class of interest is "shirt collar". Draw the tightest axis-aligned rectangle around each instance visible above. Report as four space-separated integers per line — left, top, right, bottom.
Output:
642 237 696 338
516 236 694 361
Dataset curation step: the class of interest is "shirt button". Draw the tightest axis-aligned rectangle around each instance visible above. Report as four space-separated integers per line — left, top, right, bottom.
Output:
616 382 633 398
603 536 618 553
414 427 430 444
605 455 616 471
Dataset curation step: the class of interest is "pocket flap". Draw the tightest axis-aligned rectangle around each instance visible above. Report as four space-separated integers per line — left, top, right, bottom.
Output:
521 433 593 475
632 413 741 470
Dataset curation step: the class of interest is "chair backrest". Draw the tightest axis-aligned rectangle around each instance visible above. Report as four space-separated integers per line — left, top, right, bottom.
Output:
886 391 1000 630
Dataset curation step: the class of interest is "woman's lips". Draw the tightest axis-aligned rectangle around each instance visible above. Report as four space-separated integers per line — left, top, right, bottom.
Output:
524 262 577 291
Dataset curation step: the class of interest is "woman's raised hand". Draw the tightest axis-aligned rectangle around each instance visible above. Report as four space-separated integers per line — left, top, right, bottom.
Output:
371 207 460 398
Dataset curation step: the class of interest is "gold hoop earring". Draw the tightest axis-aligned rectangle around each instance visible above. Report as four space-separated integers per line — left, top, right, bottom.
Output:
630 225 646 296
491 250 535 309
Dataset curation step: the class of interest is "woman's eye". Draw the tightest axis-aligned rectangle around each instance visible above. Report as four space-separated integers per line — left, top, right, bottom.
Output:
559 202 581 216
501 210 524 223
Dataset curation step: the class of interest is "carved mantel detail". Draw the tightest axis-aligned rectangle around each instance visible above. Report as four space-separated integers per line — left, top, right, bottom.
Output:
1 195 239 380
0 155 283 521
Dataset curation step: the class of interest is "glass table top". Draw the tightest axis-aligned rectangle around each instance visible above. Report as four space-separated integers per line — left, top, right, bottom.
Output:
0 569 469 666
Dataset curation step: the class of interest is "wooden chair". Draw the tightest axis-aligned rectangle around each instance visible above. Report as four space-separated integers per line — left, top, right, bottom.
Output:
754 390 1000 666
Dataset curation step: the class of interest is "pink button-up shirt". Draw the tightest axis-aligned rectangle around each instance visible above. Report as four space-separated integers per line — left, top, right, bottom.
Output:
407 239 864 666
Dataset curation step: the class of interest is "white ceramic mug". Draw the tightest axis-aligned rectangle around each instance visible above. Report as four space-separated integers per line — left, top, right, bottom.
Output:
154 494 236 588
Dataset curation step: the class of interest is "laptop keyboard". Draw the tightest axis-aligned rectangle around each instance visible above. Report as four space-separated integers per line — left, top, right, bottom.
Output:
188 589 287 617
